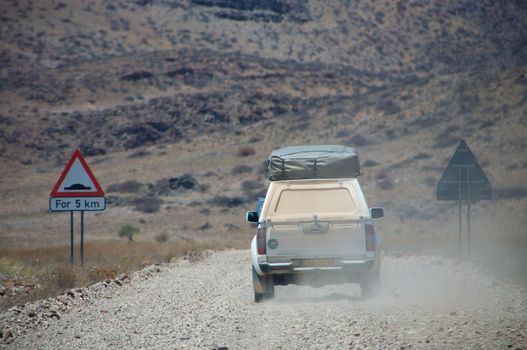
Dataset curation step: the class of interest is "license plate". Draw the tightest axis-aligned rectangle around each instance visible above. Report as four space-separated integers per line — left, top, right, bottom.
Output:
298 259 334 268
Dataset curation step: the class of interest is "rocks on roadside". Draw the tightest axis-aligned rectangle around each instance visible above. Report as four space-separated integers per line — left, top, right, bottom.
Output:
0 278 38 299
1 329 13 339
47 310 60 320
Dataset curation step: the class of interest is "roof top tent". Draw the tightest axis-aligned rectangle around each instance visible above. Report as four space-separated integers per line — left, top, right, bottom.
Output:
267 145 360 181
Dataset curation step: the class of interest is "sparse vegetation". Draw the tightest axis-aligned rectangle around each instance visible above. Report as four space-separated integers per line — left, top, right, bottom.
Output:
107 180 143 193
346 134 371 147
130 197 162 213
376 99 401 115
53 265 77 289
231 164 252 174
458 94 480 114
208 195 246 208
154 232 169 243
168 174 197 190
121 71 154 82
433 128 460 149
0 239 221 311
363 159 379 167
241 179 266 197
375 170 394 190
118 224 140 241
494 186 527 199
87 266 117 283
128 150 152 159
423 176 436 187
237 146 255 157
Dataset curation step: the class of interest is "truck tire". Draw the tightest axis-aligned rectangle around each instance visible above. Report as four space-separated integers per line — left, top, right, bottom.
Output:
360 264 380 298
252 266 275 302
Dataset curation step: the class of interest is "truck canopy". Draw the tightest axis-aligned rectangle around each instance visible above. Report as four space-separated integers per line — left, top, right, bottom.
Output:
267 145 360 181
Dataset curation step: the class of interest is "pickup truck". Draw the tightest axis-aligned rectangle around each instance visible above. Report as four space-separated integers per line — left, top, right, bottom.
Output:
247 178 383 302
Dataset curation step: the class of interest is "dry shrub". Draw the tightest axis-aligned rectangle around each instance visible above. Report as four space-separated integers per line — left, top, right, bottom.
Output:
363 159 379 167
248 134 262 143
0 239 223 311
376 99 401 115
241 179 261 192
131 197 162 213
53 265 77 289
347 134 370 147
237 146 255 157
155 232 169 243
87 266 117 283
423 176 436 188
375 170 394 190
107 180 143 193
208 195 246 208
231 164 252 174
494 186 527 199
127 150 152 159
241 179 266 198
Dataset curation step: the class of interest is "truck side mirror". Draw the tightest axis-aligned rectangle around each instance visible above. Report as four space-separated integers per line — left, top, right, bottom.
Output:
246 211 259 223
370 207 384 219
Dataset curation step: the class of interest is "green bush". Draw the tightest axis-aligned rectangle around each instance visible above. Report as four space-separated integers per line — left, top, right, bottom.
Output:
155 232 169 243
118 224 140 242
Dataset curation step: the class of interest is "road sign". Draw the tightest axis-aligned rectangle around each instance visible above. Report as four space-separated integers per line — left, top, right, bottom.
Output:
50 197 106 212
436 139 492 258
49 149 106 266
50 149 105 197
436 140 492 201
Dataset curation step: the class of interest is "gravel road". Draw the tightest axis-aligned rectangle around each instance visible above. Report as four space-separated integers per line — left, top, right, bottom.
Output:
1 250 526 349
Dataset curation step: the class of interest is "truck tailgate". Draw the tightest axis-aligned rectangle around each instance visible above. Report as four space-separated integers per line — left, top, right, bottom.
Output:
266 219 366 259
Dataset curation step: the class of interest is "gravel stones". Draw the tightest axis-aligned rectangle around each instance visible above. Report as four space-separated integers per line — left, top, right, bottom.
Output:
0 251 526 349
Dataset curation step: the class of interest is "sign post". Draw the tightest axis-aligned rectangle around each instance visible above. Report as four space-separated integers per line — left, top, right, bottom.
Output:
436 140 491 257
50 149 106 266
70 211 74 264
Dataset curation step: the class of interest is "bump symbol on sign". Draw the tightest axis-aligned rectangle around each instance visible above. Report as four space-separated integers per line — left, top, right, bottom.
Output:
65 184 92 191
50 149 105 198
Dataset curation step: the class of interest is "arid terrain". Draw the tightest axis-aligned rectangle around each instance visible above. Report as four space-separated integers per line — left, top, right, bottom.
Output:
0 0 526 347
2 250 526 349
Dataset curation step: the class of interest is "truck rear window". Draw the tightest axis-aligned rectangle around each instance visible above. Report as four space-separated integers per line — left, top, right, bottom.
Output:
273 188 356 215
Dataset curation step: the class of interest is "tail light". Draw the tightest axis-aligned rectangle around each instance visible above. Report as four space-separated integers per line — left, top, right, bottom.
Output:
257 225 266 255
365 223 376 251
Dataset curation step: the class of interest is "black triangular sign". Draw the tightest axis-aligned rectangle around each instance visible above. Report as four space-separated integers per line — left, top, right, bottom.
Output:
436 140 492 200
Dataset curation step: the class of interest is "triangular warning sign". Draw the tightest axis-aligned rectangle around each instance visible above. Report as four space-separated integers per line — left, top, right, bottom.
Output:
50 149 105 197
436 140 491 201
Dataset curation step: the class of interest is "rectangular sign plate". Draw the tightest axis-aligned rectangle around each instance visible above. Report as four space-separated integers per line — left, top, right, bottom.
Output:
49 197 106 212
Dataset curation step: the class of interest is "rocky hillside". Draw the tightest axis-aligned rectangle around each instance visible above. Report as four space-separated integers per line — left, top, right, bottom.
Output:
1 0 526 165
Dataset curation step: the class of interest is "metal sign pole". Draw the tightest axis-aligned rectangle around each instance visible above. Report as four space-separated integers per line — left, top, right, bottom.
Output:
70 211 74 264
80 210 84 267
466 166 471 258
458 199 462 256
467 200 471 258
457 167 462 256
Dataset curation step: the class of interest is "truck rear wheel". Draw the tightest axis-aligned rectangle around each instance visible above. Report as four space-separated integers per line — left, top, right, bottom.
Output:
252 266 275 302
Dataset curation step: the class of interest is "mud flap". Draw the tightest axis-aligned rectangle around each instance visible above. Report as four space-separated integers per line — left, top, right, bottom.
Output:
360 264 381 298
252 266 272 294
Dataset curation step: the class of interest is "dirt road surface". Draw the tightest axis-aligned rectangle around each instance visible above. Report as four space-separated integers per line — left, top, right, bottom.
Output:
1 250 526 349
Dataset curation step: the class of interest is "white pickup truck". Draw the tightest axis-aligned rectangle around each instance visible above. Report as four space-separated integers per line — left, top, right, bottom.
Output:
246 146 383 302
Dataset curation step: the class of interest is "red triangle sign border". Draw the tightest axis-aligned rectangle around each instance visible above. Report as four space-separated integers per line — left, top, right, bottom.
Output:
50 149 105 197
